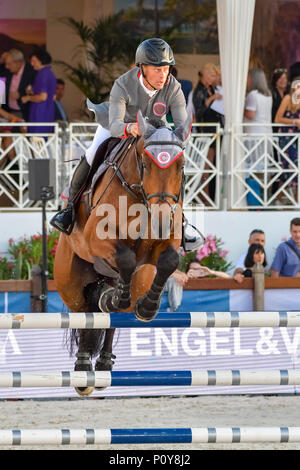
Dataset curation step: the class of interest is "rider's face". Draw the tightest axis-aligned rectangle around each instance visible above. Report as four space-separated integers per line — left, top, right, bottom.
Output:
143 65 170 90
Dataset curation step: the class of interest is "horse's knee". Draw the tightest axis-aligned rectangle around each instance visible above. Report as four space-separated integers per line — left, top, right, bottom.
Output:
157 245 179 278
115 244 136 280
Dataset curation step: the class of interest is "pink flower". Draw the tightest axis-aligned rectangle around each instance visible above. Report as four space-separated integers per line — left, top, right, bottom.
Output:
196 243 210 260
281 236 287 242
8 238 14 244
219 249 229 258
7 263 13 269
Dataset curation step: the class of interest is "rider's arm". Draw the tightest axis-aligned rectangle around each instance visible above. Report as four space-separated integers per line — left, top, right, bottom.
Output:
109 81 130 138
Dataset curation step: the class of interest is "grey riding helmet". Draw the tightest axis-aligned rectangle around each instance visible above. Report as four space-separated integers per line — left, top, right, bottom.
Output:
135 38 175 67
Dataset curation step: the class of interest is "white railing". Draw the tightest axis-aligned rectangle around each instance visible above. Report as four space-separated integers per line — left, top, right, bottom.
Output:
1 121 299 211
0 122 61 210
230 123 300 209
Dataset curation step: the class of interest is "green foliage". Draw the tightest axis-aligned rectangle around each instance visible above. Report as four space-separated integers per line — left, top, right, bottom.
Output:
0 230 60 280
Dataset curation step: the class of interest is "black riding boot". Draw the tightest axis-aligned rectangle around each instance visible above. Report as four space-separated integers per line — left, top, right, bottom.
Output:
50 156 90 235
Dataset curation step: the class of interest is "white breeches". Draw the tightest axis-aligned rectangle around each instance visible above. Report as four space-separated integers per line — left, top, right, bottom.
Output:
85 124 112 165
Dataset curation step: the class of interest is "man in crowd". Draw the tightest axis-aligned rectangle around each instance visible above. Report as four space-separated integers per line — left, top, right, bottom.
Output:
271 218 300 277
54 78 68 121
3 49 36 121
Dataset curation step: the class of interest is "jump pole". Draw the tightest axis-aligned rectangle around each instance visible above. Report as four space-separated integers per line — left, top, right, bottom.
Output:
1 311 300 329
0 427 300 445
0 369 299 387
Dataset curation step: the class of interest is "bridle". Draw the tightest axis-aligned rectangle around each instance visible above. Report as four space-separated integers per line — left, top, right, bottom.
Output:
131 140 185 216
91 137 185 216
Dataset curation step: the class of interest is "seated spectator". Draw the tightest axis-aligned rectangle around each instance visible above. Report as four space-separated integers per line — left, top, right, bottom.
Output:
242 243 267 278
271 217 300 278
233 229 267 283
3 49 36 121
54 78 68 122
21 49 56 134
165 260 230 311
186 259 230 279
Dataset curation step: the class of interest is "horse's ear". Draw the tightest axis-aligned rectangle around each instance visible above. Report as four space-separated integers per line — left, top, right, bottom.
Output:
174 113 193 142
137 110 156 138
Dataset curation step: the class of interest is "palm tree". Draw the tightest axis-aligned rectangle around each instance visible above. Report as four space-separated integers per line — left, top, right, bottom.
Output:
56 13 141 104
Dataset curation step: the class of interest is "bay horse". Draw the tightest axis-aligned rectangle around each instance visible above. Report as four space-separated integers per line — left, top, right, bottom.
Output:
54 111 192 395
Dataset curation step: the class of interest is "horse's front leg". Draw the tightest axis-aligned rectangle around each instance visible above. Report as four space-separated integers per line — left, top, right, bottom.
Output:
99 244 136 312
134 245 179 322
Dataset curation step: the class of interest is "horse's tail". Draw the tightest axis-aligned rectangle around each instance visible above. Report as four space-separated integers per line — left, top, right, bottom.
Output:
64 279 108 358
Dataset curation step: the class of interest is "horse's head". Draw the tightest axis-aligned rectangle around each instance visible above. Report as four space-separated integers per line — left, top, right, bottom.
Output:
134 111 192 239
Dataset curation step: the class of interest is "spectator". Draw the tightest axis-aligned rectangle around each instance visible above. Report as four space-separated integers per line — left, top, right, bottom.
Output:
165 260 230 311
186 259 230 279
170 67 193 104
54 78 68 122
242 243 267 278
192 63 222 200
244 69 273 169
271 68 288 123
233 229 266 283
275 78 300 203
3 49 36 121
21 49 56 134
271 218 300 278
289 62 300 83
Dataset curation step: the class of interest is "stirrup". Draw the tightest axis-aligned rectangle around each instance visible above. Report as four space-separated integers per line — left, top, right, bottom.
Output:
182 221 205 253
50 203 76 235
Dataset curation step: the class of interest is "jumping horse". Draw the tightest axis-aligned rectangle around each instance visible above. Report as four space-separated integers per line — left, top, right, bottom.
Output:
54 111 192 395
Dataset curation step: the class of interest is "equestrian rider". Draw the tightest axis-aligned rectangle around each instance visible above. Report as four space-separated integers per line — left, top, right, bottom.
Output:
50 38 202 251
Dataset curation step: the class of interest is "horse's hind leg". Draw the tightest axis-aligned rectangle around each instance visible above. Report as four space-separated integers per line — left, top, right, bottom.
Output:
135 245 179 322
99 244 136 312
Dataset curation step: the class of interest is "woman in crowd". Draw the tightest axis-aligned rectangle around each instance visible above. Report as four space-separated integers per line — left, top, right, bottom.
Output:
271 68 288 123
21 49 56 134
192 63 222 201
165 258 230 311
242 243 267 278
243 69 273 206
275 78 300 202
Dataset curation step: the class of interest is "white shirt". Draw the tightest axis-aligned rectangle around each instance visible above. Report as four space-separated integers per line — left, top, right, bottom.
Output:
244 90 273 134
139 74 158 97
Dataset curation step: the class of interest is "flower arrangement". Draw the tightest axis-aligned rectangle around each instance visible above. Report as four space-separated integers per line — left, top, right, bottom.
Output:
179 234 232 274
0 229 60 280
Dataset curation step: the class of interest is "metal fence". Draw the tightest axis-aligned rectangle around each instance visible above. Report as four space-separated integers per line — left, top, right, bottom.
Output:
0 121 298 211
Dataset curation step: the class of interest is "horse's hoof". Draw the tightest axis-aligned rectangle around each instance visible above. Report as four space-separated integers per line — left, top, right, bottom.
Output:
74 352 94 396
134 299 158 322
94 351 116 390
75 386 95 397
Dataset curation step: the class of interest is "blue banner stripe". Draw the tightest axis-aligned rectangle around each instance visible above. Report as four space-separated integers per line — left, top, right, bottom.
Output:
110 371 192 386
109 312 191 328
110 428 193 444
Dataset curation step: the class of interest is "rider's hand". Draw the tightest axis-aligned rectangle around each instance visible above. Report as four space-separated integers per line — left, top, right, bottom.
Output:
127 123 140 137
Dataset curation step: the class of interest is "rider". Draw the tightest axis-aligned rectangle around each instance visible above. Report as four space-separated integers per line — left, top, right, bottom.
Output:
50 38 202 251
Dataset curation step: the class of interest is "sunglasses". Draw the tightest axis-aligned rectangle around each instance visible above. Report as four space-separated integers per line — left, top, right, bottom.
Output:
273 68 287 74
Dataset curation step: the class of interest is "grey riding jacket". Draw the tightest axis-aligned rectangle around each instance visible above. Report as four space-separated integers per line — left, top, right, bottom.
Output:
89 67 187 137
